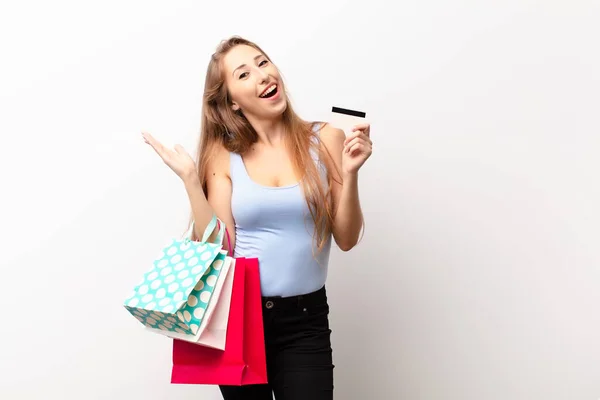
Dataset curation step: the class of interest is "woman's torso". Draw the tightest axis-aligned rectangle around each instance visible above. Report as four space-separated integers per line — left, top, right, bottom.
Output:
229 123 332 297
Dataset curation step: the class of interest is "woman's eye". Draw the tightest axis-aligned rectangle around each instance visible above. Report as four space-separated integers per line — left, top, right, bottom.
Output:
239 72 248 79
259 60 268 66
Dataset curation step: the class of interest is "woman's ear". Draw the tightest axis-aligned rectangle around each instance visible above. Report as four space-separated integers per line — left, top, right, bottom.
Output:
231 102 240 111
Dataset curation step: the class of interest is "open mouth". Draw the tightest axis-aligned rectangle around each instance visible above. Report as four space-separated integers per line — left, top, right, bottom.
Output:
259 84 278 99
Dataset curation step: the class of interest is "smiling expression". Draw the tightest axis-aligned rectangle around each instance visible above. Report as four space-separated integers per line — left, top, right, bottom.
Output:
222 44 287 120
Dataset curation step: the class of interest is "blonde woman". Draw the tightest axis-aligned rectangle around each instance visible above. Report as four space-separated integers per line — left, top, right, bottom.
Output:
142 36 373 400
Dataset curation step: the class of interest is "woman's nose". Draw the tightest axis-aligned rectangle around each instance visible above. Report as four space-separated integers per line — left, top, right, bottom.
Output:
255 67 269 81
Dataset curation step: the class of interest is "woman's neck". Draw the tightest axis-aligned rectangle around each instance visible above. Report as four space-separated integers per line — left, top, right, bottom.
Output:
247 115 286 147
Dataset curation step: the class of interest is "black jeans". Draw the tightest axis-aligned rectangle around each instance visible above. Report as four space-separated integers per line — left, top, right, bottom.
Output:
219 286 334 400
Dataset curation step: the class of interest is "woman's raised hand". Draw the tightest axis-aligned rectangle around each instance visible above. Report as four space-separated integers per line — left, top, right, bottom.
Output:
141 131 197 182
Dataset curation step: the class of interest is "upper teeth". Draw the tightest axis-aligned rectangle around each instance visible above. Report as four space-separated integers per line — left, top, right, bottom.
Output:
260 84 276 97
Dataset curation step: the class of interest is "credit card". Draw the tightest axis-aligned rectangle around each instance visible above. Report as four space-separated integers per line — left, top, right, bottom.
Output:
329 106 367 137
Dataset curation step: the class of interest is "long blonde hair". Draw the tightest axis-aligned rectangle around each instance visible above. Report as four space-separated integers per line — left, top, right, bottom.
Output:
189 36 337 254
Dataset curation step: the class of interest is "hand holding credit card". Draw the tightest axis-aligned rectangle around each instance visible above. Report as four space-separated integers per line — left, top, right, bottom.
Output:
328 106 372 175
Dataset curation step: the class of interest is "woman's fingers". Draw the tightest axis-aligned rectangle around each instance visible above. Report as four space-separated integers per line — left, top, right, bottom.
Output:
173 144 187 156
344 136 371 153
351 123 370 137
344 130 372 147
348 142 365 156
142 131 171 160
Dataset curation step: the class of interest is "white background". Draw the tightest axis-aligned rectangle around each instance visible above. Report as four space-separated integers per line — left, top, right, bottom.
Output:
1 0 599 399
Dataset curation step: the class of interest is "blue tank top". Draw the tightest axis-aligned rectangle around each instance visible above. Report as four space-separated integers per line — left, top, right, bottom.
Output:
229 125 332 297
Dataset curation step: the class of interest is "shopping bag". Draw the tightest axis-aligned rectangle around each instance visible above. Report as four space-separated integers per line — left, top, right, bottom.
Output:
171 257 268 386
123 215 227 338
146 255 235 350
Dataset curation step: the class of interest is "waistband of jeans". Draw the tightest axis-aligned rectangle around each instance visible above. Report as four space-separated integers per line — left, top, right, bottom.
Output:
261 285 327 310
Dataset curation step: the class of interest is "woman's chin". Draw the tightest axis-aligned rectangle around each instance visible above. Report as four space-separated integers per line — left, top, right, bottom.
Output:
242 95 288 122
260 96 288 118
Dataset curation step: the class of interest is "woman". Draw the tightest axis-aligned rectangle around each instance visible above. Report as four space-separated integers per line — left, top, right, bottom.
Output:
141 36 372 400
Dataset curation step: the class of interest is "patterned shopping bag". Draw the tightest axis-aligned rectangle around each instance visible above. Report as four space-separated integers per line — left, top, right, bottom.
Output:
123 214 227 337
145 254 235 350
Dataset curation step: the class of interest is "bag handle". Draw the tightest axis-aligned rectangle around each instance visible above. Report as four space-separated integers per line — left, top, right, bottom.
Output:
218 220 233 257
183 214 224 244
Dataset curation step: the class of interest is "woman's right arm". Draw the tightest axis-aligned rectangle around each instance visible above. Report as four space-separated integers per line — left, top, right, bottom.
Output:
141 131 235 252
184 145 236 252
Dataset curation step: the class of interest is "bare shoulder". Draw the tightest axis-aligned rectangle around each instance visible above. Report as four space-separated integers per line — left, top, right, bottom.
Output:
316 123 344 181
318 122 345 149
206 143 231 180
317 123 345 160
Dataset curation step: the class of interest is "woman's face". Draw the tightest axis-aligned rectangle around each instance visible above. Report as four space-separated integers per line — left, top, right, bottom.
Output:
222 44 287 121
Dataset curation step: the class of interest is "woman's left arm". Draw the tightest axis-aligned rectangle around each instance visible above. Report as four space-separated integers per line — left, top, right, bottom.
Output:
319 123 373 251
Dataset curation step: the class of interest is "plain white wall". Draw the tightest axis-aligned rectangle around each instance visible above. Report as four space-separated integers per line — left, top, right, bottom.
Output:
1 0 599 399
